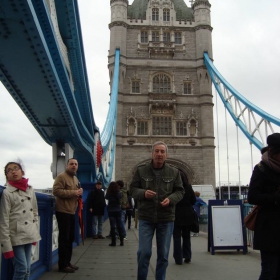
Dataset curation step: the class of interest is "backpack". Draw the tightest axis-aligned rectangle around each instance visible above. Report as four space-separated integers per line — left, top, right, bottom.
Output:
0 185 6 199
120 189 128 209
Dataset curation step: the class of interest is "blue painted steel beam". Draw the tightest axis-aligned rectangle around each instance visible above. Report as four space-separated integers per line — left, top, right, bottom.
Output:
0 0 99 181
98 49 120 185
204 52 280 150
101 49 120 154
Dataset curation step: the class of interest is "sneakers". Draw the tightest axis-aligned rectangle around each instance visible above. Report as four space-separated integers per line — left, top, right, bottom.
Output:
93 235 99 239
124 237 128 241
98 235 105 239
184 259 191 263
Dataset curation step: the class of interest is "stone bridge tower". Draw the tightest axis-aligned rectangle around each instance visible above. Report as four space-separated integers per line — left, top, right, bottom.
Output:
109 0 215 187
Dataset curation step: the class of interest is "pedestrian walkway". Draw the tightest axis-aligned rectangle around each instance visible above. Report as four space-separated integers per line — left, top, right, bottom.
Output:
38 220 261 280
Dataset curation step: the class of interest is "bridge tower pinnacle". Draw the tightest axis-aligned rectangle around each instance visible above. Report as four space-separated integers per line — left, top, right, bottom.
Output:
109 0 128 57
193 0 212 59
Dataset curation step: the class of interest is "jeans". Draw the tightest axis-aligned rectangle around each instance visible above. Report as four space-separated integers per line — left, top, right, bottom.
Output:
125 209 133 229
138 220 174 280
121 210 127 237
173 225 191 264
56 211 75 269
259 250 280 279
12 244 32 280
108 211 123 237
92 215 104 236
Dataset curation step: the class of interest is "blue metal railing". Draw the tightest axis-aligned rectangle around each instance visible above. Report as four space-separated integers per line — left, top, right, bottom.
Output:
0 183 108 280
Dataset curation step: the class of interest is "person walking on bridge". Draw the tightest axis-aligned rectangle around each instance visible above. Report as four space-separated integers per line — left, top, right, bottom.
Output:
173 171 196 265
248 133 280 280
53 158 83 273
88 180 106 239
105 181 124 246
130 141 184 280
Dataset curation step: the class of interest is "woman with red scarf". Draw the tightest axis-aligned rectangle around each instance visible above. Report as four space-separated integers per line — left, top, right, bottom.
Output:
248 133 280 280
0 162 41 280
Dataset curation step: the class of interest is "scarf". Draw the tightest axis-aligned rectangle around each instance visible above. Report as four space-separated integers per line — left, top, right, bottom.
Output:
262 151 280 174
8 178 29 192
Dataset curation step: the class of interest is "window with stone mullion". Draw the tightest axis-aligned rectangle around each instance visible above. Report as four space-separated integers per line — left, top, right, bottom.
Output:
175 32 182 44
152 8 159 21
163 9 170 21
141 32 148 43
184 82 191 94
152 116 172 135
152 31 160 42
163 32 170 42
176 122 187 135
153 74 171 93
137 121 148 135
132 81 140 93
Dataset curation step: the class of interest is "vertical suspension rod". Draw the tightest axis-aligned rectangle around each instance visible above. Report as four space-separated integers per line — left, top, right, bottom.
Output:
225 107 231 199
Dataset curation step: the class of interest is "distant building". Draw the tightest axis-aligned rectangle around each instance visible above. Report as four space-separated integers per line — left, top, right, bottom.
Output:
109 0 215 186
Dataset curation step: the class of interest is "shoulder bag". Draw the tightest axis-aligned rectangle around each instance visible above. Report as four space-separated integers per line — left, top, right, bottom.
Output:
244 205 261 231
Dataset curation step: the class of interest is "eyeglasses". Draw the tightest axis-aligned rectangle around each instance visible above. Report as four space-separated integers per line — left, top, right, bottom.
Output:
6 166 20 174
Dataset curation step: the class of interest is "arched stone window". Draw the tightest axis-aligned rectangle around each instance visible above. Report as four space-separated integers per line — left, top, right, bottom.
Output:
152 8 159 21
153 74 171 93
163 9 170 21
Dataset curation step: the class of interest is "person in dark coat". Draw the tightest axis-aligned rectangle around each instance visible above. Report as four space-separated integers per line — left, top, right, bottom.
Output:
105 181 124 246
125 191 134 230
173 171 196 265
248 133 280 280
88 180 106 239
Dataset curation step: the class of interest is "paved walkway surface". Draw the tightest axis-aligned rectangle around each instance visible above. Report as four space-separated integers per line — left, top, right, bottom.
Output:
38 220 261 280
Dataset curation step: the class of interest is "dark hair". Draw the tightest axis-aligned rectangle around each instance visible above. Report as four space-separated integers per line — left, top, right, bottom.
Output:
261 146 280 157
116 180 124 188
107 181 119 196
4 162 23 177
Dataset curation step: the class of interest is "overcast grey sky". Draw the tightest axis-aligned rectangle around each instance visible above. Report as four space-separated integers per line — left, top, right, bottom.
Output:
0 0 279 189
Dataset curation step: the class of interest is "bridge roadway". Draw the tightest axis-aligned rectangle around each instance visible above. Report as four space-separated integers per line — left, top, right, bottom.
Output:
38 220 260 280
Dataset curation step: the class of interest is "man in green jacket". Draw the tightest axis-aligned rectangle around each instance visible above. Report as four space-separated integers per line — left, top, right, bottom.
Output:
130 141 184 280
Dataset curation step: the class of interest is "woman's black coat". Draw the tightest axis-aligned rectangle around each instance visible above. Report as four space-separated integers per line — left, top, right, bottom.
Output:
174 183 196 226
247 161 280 251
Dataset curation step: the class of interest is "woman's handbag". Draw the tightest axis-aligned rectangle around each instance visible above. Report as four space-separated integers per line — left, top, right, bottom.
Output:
244 205 261 231
190 208 199 233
